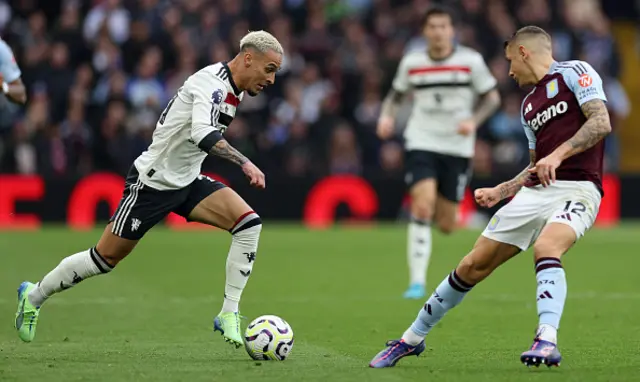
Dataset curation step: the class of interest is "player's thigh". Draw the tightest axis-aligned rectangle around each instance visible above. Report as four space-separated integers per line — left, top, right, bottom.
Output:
406 151 439 218
95 223 139 266
481 187 547 252
434 195 459 234
534 186 601 260
105 166 185 264
436 153 471 204
176 175 251 231
456 235 521 284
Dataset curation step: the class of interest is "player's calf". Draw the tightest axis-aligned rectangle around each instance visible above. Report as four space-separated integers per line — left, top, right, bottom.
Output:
405 187 436 299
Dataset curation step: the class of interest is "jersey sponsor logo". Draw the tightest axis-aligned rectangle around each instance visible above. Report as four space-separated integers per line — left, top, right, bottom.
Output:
546 79 559 98
578 74 593 88
525 101 569 131
212 89 223 104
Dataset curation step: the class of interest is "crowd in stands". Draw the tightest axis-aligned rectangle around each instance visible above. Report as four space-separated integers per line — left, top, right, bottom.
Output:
0 0 628 180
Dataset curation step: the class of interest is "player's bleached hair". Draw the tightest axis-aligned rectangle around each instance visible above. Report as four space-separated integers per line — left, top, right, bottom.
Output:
503 25 552 51
239 30 284 56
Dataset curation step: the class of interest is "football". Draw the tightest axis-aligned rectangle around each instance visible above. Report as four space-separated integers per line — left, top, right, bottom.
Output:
244 315 294 361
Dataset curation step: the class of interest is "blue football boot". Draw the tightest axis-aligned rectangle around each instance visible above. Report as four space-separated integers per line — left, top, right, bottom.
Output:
403 283 425 299
521 338 562 368
369 339 426 368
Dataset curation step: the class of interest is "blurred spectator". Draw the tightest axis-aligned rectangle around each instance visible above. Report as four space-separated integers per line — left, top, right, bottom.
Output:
0 0 628 181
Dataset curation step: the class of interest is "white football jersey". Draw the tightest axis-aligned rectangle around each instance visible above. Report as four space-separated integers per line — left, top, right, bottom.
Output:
134 62 244 190
393 46 496 158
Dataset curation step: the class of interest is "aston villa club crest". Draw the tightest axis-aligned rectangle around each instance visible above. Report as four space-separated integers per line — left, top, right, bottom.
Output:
546 79 559 99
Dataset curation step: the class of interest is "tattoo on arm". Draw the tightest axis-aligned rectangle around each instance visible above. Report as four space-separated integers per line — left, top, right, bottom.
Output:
564 99 611 157
380 89 405 119
472 89 501 125
208 138 248 166
498 150 536 200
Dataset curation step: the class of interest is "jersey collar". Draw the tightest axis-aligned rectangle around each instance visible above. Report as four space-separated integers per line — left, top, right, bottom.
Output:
222 61 241 96
547 61 559 74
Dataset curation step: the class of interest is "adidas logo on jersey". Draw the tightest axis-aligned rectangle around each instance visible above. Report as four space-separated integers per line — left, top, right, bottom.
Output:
526 101 568 131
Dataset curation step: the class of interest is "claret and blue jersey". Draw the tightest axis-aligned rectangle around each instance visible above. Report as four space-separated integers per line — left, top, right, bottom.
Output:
520 60 608 193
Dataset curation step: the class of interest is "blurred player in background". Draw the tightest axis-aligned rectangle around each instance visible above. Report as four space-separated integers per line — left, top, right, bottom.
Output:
377 6 501 299
0 38 27 104
15 31 282 349
370 26 611 368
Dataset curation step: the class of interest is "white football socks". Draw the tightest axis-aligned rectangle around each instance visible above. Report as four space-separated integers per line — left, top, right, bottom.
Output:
408 218 432 286
28 247 113 307
221 213 262 314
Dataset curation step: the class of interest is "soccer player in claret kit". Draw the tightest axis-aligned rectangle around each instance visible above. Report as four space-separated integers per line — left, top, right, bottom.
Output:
377 6 501 299
370 26 611 368
15 31 283 348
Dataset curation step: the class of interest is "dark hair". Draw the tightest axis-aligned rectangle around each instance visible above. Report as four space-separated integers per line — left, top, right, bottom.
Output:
422 5 456 27
503 25 551 49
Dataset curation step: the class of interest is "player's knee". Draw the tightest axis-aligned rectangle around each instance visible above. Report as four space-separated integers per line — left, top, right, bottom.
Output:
532 238 563 260
230 212 262 242
95 247 129 267
411 200 434 221
436 218 456 235
456 250 494 284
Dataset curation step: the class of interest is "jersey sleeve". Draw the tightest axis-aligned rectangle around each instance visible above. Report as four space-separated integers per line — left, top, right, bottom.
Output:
391 54 412 93
521 99 536 150
561 61 607 106
470 53 497 94
0 39 21 83
189 74 228 152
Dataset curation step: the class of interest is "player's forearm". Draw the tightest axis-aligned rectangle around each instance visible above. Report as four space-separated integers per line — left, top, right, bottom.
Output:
472 89 500 125
4 81 26 104
380 89 405 119
497 150 536 200
553 99 611 161
497 165 531 200
209 139 249 166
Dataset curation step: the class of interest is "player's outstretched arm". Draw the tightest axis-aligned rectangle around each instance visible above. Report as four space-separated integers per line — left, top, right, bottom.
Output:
554 99 612 160
209 138 248 166
380 89 405 120
475 150 535 208
498 150 536 200
472 89 501 126
377 89 405 139
208 137 266 188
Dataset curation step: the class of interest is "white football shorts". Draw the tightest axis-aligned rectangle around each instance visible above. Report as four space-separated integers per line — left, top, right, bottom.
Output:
482 181 601 251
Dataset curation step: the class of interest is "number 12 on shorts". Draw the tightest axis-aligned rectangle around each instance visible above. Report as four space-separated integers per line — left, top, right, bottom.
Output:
556 200 587 221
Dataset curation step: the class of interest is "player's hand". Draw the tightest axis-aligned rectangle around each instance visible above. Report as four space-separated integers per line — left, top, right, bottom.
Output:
474 187 501 208
528 154 562 187
241 161 266 189
457 119 477 136
376 116 395 140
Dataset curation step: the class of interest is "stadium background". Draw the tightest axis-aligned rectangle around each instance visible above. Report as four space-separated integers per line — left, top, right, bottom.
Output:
0 0 638 229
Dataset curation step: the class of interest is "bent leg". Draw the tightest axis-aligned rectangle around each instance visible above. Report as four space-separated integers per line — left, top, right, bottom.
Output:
404 235 521 343
434 194 459 235
27 223 137 308
183 182 262 347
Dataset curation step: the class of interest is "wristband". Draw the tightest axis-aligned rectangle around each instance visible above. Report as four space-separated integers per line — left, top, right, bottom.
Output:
2 82 8 94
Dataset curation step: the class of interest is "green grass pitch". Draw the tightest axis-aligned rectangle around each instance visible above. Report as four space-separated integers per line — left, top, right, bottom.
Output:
1 224 639 381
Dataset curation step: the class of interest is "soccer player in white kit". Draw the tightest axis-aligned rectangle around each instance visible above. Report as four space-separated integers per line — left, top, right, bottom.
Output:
377 6 501 299
14 31 283 348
